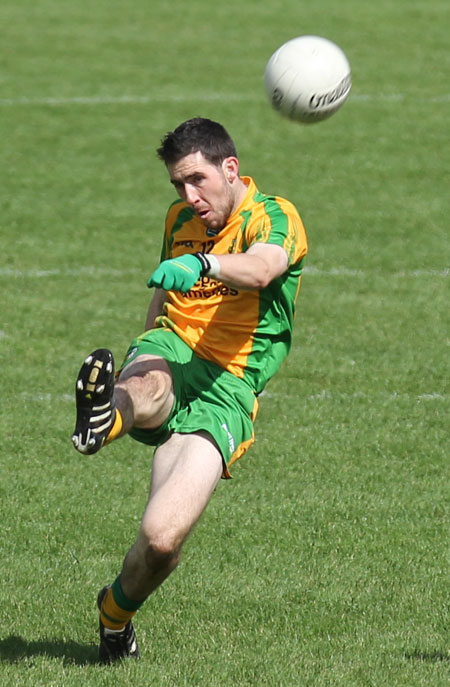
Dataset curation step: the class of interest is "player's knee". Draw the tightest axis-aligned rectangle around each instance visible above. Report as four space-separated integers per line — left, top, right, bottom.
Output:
117 359 173 424
124 368 169 400
120 362 170 396
142 530 182 574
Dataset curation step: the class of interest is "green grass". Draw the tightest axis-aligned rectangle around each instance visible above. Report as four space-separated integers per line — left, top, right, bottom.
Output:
1 0 449 685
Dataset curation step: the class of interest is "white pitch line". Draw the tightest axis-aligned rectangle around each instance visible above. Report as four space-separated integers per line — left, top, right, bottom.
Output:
0 93 257 107
304 266 449 278
0 266 140 278
20 390 447 404
0 94 257 107
261 390 448 402
0 265 448 279
20 392 73 403
0 93 449 107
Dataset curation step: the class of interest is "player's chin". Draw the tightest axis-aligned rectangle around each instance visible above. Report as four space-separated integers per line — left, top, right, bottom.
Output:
200 213 224 232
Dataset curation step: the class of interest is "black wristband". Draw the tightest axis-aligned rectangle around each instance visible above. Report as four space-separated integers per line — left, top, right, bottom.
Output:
193 252 211 276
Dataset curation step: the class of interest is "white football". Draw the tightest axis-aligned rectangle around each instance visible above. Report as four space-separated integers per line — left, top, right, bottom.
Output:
264 35 352 123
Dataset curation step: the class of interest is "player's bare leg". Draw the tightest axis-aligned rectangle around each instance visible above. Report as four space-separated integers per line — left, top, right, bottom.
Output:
97 431 222 662
73 352 222 661
120 431 223 600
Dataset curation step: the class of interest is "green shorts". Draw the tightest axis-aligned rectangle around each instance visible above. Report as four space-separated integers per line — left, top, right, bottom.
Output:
119 328 259 477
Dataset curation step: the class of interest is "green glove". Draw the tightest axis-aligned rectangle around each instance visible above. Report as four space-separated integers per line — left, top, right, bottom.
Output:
147 253 205 292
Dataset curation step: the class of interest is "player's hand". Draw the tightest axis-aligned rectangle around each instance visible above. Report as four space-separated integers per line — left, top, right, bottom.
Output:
147 254 203 292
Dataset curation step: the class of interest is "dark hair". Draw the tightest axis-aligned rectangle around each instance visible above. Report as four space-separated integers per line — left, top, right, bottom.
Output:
157 117 238 166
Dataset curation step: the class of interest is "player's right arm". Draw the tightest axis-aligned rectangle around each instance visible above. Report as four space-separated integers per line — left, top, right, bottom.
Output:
145 287 167 330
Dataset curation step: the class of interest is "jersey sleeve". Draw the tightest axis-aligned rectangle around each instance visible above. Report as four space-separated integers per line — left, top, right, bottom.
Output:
245 196 308 266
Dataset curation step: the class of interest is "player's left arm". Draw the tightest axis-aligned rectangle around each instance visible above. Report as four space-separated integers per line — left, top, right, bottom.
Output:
147 243 289 293
210 243 289 290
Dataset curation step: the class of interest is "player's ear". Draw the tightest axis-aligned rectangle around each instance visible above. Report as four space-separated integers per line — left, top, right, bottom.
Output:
222 157 239 183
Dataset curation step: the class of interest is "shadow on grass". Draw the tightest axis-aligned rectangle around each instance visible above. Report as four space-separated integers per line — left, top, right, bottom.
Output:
405 650 450 663
0 635 98 666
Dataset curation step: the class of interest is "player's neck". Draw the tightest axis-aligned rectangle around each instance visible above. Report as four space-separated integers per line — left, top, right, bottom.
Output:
231 177 249 215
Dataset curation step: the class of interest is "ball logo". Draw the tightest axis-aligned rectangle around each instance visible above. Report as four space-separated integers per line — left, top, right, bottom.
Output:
309 74 352 110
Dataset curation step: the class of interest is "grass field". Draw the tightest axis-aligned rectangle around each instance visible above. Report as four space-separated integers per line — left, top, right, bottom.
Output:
1 0 449 685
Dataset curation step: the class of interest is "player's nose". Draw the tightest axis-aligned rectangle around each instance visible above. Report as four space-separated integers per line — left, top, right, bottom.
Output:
184 184 200 206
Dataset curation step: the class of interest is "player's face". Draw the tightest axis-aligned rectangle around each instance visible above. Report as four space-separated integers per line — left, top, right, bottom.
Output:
168 151 238 232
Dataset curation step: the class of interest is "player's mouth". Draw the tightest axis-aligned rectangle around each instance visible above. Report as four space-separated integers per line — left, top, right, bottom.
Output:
197 208 211 221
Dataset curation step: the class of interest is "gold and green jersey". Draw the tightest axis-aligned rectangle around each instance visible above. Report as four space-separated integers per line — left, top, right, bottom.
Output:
154 176 308 394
